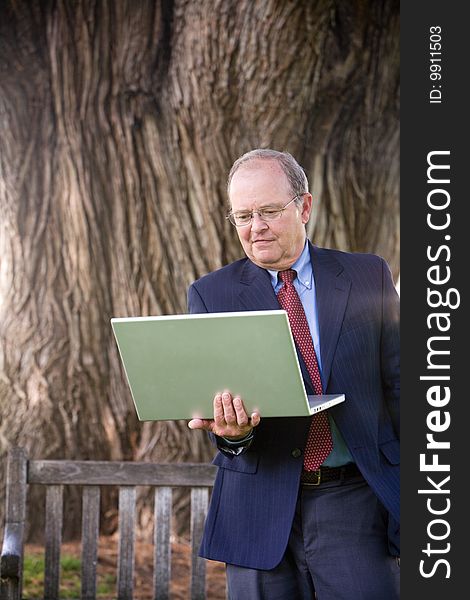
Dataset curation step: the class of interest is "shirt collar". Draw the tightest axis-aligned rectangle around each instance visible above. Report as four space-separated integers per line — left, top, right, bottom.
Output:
268 239 312 290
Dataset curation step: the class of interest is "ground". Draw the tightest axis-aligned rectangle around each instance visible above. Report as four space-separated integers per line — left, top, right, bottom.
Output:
24 534 226 599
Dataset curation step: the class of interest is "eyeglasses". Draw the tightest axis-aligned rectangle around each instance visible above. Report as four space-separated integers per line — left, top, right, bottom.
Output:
226 194 304 227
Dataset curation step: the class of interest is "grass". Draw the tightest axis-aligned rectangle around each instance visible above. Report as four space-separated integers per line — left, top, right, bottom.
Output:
22 536 226 599
22 553 116 598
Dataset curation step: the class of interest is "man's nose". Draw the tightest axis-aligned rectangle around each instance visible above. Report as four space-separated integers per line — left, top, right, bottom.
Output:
251 212 268 232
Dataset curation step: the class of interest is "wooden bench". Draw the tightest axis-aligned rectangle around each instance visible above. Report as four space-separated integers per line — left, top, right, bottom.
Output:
0 447 218 600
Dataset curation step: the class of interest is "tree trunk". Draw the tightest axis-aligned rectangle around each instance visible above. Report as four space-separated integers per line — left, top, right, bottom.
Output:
0 0 399 540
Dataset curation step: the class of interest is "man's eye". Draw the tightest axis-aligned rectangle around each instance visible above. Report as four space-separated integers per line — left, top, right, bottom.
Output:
235 213 251 222
259 209 279 217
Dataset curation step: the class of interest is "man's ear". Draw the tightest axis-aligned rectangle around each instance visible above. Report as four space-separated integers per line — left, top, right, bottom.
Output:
301 193 313 224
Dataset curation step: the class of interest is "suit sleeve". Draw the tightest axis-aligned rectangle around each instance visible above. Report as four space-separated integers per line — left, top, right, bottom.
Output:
380 258 400 437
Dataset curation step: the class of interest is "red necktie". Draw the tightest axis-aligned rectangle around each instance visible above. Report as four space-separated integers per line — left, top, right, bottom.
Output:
277 269 333 470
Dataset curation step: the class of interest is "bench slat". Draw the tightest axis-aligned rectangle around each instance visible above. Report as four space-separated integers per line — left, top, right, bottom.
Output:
28 461 217 486
117 486 136 599
81 486 101 600
190 487 209 600
153 486 172 600
44 485 63 600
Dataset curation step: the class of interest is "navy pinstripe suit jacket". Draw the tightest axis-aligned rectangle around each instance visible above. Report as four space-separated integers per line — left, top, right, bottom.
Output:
187 242 400 569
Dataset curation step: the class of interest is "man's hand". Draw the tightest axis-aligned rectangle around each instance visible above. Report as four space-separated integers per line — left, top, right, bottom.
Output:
188 391 260 440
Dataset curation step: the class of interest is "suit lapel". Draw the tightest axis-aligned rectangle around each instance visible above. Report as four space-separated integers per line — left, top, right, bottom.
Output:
238 260 280 311
310 244 351 390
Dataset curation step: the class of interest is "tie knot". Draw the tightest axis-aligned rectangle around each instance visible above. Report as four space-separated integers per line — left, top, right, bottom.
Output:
279 269 296 285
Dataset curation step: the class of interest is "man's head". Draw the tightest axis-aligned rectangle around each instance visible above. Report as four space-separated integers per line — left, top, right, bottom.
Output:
227 149 312 271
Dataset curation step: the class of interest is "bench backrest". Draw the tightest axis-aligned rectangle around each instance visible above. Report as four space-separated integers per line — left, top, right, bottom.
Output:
1 447 218 600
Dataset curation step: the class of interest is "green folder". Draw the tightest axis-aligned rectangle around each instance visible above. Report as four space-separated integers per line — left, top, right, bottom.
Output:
111 310 345 421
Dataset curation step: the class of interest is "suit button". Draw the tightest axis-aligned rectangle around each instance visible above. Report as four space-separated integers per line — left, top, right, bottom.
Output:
291 448 302 458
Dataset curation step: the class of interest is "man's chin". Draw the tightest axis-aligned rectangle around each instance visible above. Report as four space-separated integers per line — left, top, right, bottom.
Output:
249 250 281 270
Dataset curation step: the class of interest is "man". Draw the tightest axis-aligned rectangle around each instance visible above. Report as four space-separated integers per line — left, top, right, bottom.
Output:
187 149 400 599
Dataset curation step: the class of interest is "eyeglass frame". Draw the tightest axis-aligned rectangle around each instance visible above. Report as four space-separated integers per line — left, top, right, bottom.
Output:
226 193 305 227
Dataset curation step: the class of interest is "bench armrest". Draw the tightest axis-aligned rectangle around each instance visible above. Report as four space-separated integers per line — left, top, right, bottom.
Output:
0 522 24 579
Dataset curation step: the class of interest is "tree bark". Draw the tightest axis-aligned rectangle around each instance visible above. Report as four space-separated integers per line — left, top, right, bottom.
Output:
0 0 399 539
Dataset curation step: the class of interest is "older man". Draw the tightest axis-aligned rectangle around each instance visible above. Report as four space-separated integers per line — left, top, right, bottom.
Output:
188 149 400 599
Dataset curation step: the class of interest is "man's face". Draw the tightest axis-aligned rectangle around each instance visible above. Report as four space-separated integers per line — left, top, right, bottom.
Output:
229 160 312 271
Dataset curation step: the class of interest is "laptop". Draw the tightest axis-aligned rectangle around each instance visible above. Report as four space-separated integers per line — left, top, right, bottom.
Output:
111 310 345 421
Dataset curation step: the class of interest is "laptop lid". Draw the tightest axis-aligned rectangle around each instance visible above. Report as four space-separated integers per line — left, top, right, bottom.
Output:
111 310 344 421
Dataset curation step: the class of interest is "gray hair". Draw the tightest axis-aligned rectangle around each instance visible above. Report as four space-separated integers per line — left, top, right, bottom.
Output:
227 149 309 204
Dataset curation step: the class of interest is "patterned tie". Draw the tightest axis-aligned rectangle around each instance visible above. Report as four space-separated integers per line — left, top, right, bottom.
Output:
277 269 333 470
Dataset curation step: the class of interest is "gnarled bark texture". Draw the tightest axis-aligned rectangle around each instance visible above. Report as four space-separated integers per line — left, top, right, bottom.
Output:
0 0 399 539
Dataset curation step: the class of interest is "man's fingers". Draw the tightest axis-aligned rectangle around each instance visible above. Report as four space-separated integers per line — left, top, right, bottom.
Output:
187 392 260 438
188 418 212 431
233 396 249 427
221 392 237 425
213 393 225 427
